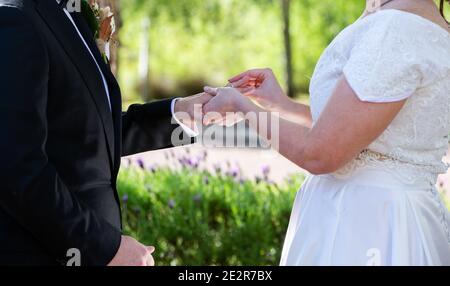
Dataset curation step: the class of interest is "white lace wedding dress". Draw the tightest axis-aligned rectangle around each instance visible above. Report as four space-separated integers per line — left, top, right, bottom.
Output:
280 10 450 266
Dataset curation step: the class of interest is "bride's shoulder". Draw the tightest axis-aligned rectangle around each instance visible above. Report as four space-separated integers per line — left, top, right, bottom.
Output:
352 9 450 65
358 9 450 41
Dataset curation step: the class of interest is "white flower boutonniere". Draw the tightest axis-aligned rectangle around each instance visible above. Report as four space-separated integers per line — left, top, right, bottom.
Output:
81 0 116 64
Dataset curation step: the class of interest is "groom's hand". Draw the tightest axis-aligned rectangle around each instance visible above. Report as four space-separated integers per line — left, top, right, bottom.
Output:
107 235 155 266
174 93 213 131
202 87 254 126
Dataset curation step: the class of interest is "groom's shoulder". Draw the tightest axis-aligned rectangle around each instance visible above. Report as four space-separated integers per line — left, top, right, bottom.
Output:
0 0 38 15
0 0 33 9
0 0 42 26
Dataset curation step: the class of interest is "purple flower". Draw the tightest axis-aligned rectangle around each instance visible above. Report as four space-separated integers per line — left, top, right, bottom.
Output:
137 159 145 170
262 165 271 177
178 156 190 168
148 165 157 173
179 156 200 169
187 157 200 169
228 167 240 178
122 194 129 203
168 199 176 209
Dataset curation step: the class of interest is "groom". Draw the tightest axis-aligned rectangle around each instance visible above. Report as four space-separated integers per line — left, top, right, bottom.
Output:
0 0 210 266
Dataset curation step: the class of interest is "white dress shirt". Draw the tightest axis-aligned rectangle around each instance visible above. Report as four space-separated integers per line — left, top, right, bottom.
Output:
61 7 111 110
58 0 197 136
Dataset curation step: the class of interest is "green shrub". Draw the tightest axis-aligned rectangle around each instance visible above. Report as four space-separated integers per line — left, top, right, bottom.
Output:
117 164 303 266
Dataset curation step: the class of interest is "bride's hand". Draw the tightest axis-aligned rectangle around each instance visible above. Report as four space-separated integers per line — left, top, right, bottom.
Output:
202 86 255 126
228 68 290 111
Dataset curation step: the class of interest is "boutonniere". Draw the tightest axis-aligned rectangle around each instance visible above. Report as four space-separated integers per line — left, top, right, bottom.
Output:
81 0 116 64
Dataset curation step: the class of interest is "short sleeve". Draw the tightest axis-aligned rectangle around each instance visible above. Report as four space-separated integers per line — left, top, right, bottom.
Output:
343 12 426 103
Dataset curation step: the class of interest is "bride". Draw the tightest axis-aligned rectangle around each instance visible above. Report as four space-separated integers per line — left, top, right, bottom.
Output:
202 0 450 265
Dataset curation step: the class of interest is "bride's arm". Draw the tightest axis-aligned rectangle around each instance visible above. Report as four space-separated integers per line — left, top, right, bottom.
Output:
268 97 313 128
204 76 406 175
228 68 313 127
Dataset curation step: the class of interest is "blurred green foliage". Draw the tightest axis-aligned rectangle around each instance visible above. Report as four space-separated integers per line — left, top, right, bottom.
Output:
118 162 450 266
118 0 365 102
118 164 304 266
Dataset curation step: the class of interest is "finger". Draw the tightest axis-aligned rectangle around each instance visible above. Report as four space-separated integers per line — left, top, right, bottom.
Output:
228 71 249 83
147 246 155 254
200 93 214 103
204 86 218 96
229 68 271 83
193 92 206 98
239 87 256 95
232 75 257 88
146 254 155 266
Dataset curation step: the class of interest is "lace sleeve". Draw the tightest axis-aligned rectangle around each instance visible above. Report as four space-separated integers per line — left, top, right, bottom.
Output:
343 14 426 103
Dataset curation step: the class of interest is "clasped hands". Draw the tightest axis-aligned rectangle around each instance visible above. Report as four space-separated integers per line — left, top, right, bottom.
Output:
174 68 290 129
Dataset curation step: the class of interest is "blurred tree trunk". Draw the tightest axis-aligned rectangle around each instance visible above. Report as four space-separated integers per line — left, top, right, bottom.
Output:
96 0 121 76
281 0 294 98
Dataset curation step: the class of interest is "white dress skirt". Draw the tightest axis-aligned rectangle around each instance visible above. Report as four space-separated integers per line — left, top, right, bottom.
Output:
280 166 450 266
280 9 450 266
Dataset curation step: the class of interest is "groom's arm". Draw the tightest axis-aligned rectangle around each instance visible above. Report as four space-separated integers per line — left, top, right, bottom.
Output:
121 94 210 156
0 7 121 266
121 99 184 156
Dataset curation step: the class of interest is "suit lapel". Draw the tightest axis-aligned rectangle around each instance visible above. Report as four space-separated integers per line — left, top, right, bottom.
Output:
69 12 123 173
35 0 116 169
69 11 116 94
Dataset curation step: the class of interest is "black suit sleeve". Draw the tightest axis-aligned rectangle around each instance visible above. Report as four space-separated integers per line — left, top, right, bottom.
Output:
0 7 121 266
121 99 194 157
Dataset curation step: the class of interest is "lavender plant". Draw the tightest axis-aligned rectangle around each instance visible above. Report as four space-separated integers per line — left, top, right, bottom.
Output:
117 157 304 266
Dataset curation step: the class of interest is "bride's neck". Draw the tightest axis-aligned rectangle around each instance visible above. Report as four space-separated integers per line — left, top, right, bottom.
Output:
364 0 397 14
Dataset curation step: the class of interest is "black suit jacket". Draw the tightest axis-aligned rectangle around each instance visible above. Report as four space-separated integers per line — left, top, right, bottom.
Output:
0 0 189 265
